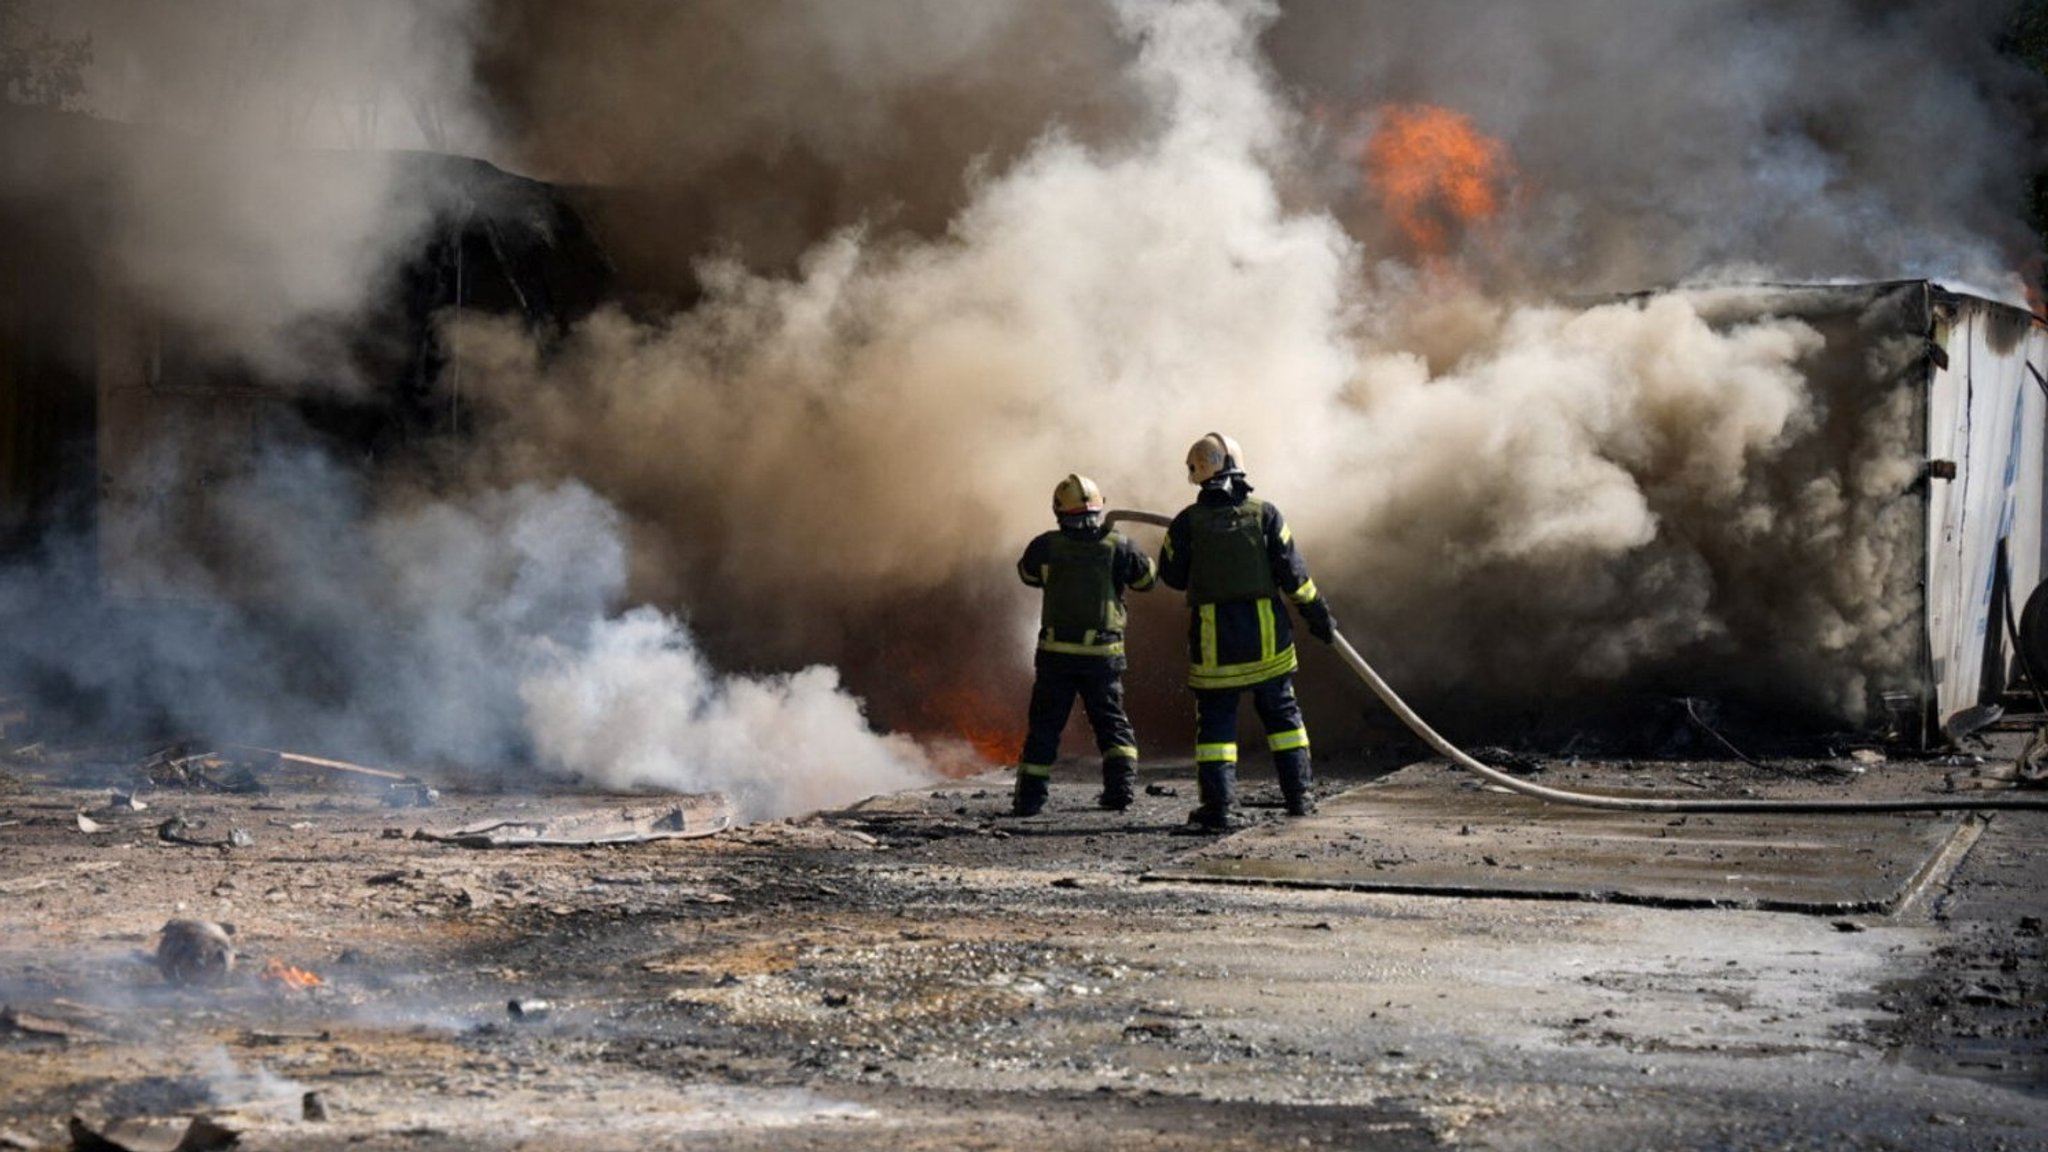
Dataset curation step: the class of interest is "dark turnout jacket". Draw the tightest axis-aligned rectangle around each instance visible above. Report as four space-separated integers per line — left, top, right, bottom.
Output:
1018 524 1157 670
1158 484 1325 691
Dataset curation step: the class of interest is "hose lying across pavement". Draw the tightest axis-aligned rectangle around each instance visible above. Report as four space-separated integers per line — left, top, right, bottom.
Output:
1105 508 2048 814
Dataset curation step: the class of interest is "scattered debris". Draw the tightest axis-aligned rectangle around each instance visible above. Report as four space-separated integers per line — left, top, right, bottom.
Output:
507 999 552 1021
1123 1020 1184 1040
383 781 439 808
1943 753 2046 792
301 1092 328 1123
67 1113 239 1152
91 793 149 817
235 747 412 782
416 802 731 848
1944 703 2004 746
238 1029 331 1046
75 813 104 835
135 745 265 795
2012 725 2048 787
154 920 236 987
1469 747 1546 776
1 1004 85 1042
156 818 253 850
1051 876 1110 890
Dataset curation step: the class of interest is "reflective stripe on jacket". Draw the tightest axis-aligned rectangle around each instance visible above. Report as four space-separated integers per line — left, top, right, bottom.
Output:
1159 486 1324 689
1018 525 1157 658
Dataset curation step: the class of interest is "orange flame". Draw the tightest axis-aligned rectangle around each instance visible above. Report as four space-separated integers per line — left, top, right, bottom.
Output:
1363 104 1514 258
921 683 1021 768
259 957 324 989
894 671 1022 774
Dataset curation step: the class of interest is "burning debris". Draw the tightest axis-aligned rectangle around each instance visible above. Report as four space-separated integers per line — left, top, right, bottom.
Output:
254 959 321 992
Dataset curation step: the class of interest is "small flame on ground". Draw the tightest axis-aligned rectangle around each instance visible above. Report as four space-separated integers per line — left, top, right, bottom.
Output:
1364 104 1514 259
259 957 324 989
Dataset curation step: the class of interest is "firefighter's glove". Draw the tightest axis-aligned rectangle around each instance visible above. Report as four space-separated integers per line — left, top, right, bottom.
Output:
1300 598 1336 645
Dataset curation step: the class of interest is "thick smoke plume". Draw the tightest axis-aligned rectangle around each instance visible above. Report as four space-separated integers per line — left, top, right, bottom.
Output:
13 0 493 386
2 0 2044 814
455 0 2042 735
2 1 942 817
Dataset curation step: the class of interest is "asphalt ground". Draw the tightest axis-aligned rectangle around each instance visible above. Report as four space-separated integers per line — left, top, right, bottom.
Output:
2 744 2045 1150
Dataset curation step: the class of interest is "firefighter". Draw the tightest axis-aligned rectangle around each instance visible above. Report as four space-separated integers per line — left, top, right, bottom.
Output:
1158 433 1336 832
1011 473 1158 816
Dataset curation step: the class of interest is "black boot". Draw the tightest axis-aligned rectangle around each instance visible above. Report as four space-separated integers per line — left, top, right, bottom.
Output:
1276 748 1316 817
1012 771 1049 817
1098 756 1137 811
1184 762 1241 832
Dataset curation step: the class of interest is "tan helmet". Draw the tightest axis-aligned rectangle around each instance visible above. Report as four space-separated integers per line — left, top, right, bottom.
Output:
1185 432 1245 485
1052 473 1105 516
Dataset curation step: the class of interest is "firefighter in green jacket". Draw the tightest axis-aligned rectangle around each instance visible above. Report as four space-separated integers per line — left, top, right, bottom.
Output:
1158 433 1336 832
1012 474 1159 816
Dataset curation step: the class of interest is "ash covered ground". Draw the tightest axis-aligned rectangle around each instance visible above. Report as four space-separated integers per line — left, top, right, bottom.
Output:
2 738 2045 1152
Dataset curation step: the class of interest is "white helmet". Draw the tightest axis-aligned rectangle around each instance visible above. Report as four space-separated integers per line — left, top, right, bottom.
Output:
1052 473 1106 516
1185 432 1245 485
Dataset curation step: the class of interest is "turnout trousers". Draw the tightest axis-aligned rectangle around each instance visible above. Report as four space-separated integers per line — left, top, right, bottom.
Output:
1191 673 1314 826
1013 660 1139 814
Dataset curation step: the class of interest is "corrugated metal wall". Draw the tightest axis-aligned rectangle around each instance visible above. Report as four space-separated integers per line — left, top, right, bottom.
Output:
1924 290 2048 728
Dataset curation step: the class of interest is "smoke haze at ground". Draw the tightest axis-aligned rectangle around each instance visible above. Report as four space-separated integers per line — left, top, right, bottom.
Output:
4 0 2045 812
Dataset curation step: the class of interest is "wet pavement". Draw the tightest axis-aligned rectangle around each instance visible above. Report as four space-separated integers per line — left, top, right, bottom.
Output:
1155 761 1974 912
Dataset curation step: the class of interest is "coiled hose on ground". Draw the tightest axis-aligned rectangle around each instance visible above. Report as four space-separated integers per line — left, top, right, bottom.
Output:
1106 509 2048 814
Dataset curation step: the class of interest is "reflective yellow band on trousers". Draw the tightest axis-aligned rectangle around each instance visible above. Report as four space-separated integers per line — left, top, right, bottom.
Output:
1195 742 1238 763
1267 727 1309 752
1105 745 1139 762
1018 762 1054 778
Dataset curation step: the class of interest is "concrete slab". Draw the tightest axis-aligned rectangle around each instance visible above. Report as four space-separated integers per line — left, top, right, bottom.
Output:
1146 762 1976 914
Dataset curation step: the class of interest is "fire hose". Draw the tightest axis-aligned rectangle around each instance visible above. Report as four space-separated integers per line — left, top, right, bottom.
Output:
1105 509 2048 813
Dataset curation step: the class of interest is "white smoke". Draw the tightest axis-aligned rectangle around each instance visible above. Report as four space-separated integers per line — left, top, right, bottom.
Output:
521 608 930 820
